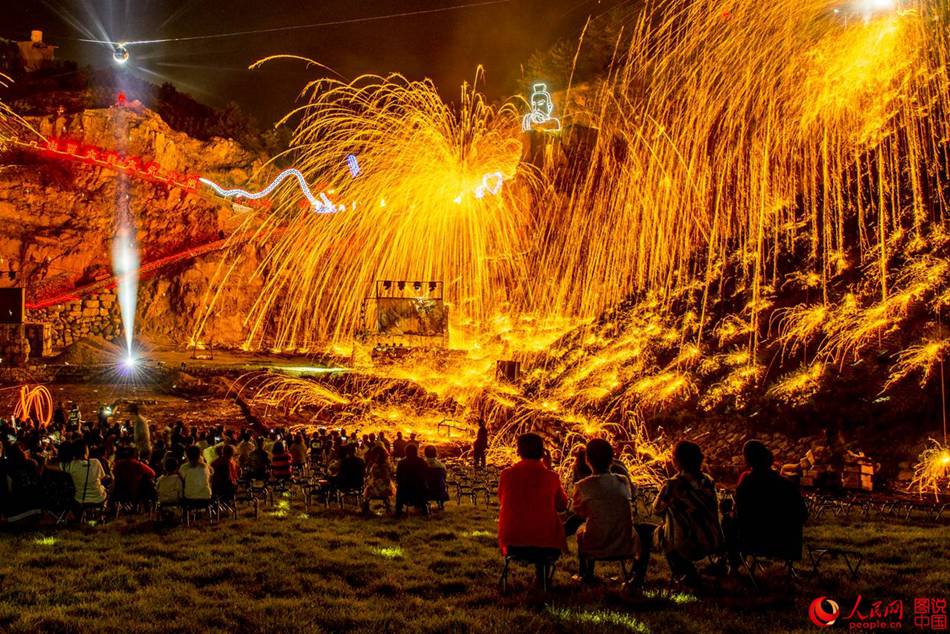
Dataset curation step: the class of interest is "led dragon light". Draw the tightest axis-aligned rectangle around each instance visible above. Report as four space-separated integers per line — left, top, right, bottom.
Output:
200 169 341 213
522 83 561 132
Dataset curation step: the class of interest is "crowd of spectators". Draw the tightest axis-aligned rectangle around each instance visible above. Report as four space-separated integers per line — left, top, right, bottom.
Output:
0 401 454 524
498 433 808 590
0 399 808 591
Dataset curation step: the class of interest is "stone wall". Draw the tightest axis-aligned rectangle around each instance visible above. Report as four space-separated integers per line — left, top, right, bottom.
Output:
27 289 122 351
0 323 30 365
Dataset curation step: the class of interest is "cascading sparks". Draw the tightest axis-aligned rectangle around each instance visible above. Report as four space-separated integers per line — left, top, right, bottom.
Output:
198 0 945 354
196 69 537 349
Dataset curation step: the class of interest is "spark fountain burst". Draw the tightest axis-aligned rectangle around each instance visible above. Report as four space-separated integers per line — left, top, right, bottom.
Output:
195 67 539 349
196 0 945 355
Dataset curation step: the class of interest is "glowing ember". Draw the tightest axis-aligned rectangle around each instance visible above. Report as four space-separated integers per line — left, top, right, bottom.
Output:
911 440 950 499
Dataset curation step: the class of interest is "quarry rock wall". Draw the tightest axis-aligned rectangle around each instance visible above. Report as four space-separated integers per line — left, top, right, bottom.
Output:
0 104 267 353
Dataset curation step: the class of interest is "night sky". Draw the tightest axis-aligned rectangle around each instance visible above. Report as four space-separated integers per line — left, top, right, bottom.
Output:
4 0 608 124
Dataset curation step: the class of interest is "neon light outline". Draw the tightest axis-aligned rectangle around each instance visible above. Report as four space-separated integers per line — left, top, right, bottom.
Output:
473 171 504 199
522 82 561 132
199 169 340 213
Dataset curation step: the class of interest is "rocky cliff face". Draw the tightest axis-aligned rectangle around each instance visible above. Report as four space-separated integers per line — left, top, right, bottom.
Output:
0 103 268 350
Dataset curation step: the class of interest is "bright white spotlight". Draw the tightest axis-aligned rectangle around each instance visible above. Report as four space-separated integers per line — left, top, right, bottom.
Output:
857 0 896 17
123 355 136 368
113 44 130 65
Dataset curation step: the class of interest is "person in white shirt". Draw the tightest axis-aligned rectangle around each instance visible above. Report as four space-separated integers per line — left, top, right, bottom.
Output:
156 457 184 506
179 445 212 505
63 441 107 506
571 439 639 582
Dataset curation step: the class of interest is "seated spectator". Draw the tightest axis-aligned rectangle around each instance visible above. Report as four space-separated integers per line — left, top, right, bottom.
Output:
289 434 307 473
334 445 366 492
308 432 325 466
64 440 108 509
270 441 293 481
156 457 184 508
571 439 639 582
498 433 568 586
363 438 383 466
90 445 113 482
210 444 238 503
395 444 429 517
263 432 277 455
5 444 43 521
423 445 450 510
112 445 157 507
247 438 271 481
653 440 723 588
377 431 391 453
735 440 808 562
149 439 167 474
37 454 75 517
236 433 254 470
392 432 406 460
571 447 592 483
361 447 395 514
179 445 212 507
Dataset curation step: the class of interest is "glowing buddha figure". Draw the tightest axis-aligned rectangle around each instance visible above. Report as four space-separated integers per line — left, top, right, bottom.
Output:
522 83 561 133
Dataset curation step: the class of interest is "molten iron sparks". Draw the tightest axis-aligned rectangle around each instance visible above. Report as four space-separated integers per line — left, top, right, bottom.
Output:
911 440 950 499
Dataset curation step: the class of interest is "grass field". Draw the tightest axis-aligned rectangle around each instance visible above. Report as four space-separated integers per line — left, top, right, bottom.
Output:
0 497 947 634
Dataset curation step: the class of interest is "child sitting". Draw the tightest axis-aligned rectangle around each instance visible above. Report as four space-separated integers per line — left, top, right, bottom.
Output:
179 445 213 507
155 457 183 523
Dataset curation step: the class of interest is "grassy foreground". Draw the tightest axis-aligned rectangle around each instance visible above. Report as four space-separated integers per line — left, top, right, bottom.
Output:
0 498 947 634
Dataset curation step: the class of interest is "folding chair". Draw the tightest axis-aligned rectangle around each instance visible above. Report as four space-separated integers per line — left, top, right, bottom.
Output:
337 488 363 510
807 545 864 581
499 549 560 594
183 499 217 526
588 556 636 584
78 502 106 525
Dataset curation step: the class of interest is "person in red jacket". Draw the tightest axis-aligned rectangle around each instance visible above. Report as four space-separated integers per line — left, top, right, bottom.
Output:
112 445 156 506
210 444 239 503
497 433 568 585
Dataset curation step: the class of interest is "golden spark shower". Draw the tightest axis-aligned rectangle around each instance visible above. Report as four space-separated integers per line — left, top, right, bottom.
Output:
195 67 538 350
194 0 948 352
177 0 950 490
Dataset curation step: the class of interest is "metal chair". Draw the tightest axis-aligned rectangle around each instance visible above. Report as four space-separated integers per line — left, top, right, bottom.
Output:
499 549 559 594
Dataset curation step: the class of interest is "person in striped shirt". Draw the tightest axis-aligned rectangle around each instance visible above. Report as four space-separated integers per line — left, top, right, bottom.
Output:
270 441 293 481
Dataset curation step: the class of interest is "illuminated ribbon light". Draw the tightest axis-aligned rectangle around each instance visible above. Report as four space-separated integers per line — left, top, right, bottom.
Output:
522 83 561 132
346 154 361 177
200 168 342 213
13 384 53 428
